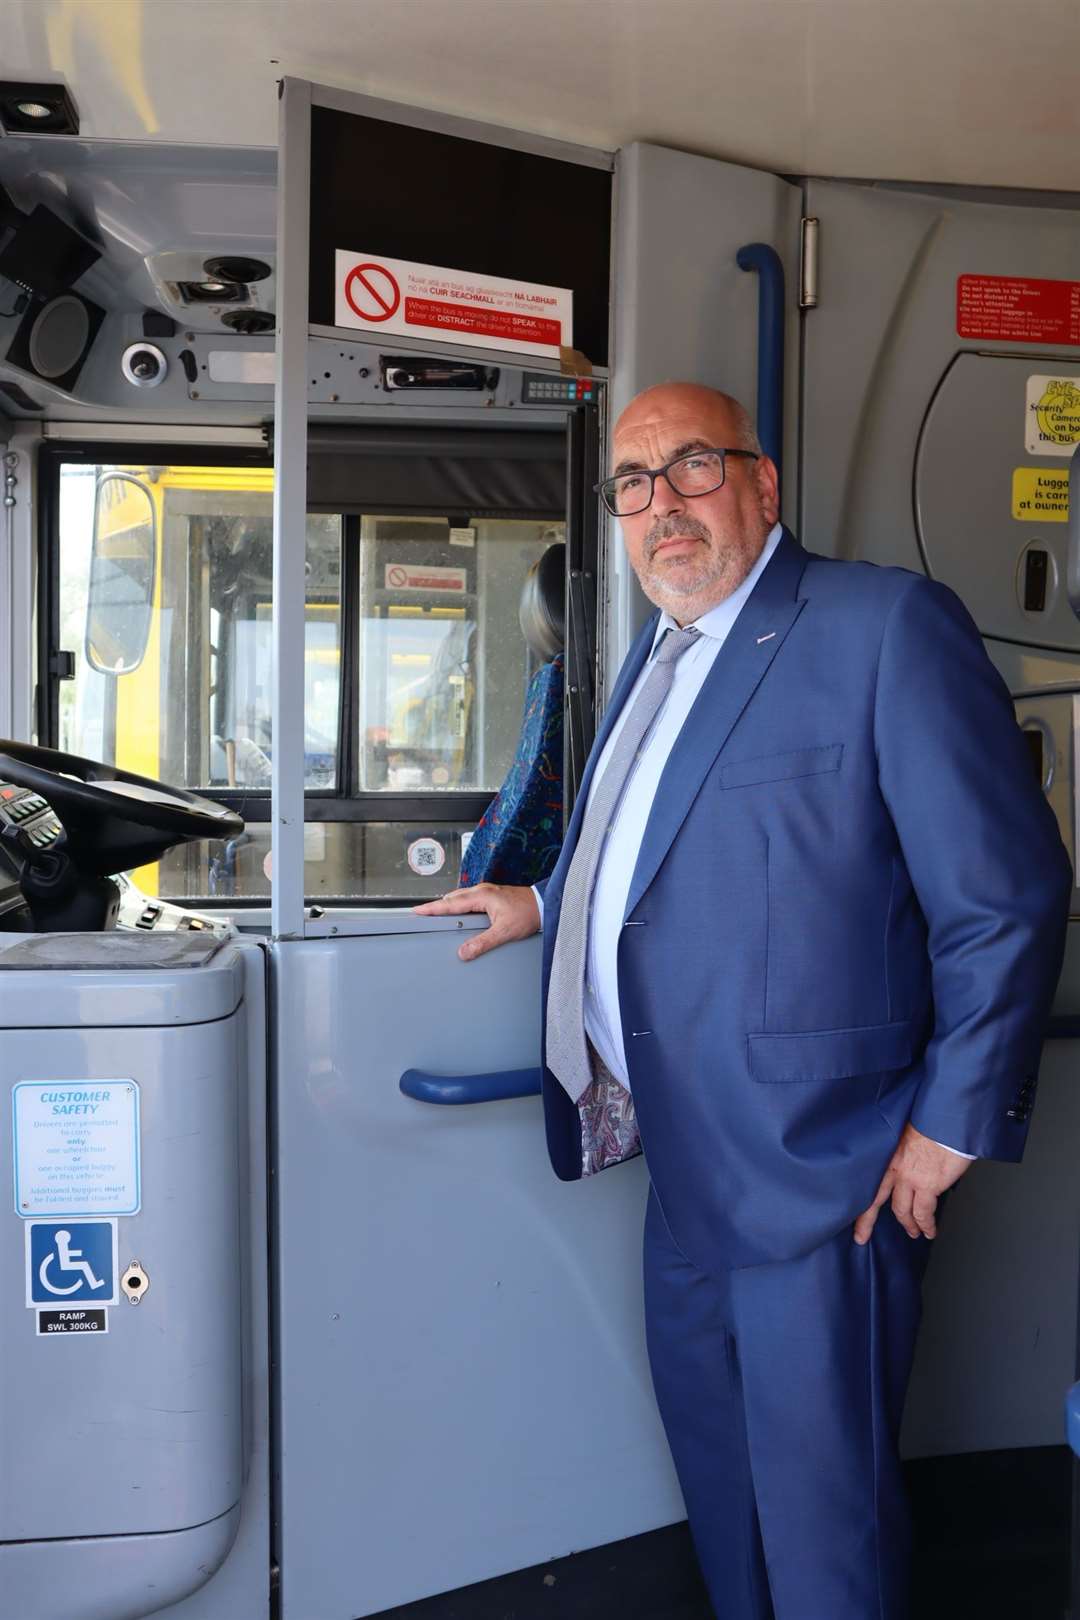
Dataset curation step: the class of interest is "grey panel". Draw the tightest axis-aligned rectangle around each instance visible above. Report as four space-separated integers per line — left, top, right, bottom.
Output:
609 143 802 660
1 1010 243 1542
273 931 682 1620
0 1506 240 1620
156 943 271 1620
916 353 1080 650
802 179 1080 569
903 1033 1080 1457
0 933 244 1025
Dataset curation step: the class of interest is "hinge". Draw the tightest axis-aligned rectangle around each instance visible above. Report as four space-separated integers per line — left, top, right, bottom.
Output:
799 217 820 309
48 650 75 680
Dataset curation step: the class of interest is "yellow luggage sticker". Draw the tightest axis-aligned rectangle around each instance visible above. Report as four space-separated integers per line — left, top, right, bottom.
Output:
1026 374 1080 456
1012 466 1070 521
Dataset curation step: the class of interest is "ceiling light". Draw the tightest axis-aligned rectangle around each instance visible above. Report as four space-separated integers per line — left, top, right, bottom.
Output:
176 278 247 305
0 82 80 136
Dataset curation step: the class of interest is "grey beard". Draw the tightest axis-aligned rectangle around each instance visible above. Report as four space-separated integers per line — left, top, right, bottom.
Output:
641 517 729 599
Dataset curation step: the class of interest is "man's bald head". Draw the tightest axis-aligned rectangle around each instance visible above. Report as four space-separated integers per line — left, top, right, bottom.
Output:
609 382 779 623
615 383 761 457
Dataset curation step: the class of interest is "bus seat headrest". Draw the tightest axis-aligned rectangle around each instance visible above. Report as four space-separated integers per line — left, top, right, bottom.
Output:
519 542 565 662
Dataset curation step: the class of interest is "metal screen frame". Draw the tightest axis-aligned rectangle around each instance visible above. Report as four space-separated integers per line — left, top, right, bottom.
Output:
273 78 613 937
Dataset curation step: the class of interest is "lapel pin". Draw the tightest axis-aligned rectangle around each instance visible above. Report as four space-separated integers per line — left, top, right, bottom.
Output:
756 632 776 644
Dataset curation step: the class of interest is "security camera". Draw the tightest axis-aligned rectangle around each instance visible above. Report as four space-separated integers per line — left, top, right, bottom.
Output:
121 342 167 388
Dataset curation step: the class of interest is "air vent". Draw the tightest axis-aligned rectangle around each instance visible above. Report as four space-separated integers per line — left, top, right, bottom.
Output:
204 255 271 285
221 309 275 335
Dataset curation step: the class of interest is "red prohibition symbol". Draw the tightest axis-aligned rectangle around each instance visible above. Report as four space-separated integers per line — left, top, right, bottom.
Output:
344 262 401 323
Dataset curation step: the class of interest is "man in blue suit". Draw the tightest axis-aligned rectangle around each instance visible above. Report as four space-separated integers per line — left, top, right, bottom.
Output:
418 383 1071 1618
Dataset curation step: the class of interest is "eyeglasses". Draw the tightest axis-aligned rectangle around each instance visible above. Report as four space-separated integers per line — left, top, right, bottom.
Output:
595 447 758 517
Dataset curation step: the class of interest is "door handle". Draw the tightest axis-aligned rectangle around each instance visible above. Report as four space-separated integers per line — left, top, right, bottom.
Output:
736 241 785 498
400 1066 543 1104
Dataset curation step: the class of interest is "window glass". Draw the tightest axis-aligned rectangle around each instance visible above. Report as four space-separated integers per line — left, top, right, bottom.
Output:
59 464 341 790
358 517 561 793
57 464 566 905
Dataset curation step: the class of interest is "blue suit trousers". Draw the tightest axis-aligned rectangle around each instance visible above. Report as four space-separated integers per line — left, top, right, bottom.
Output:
643 1189 931 1619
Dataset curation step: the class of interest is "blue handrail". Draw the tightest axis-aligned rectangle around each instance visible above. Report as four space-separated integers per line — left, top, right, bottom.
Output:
400 1067 543 1105
736 242 785 496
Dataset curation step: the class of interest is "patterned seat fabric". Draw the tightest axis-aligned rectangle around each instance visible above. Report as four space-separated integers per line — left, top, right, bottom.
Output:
459 653 564 888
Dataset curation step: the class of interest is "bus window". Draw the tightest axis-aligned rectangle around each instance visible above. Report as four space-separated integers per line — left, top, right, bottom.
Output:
49 454 569 904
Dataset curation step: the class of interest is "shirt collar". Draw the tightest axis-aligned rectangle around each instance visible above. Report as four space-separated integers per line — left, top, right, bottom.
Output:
650 522 784 654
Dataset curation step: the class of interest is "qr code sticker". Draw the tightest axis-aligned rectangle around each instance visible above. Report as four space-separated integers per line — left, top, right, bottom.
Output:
408 838 446 876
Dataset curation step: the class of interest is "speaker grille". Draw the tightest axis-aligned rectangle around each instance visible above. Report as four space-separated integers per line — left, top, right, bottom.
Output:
28 295 91 379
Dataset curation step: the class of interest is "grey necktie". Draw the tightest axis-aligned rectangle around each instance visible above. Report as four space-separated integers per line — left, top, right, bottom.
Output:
546 625 700 1102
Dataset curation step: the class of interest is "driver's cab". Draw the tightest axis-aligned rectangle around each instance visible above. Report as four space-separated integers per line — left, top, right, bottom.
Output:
1 62 1079 1620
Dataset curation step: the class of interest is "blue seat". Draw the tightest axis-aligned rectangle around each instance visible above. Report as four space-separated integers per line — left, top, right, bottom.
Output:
460 653 564 888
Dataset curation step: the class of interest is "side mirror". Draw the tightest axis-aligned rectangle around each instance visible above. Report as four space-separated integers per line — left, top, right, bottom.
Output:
86 473 156 674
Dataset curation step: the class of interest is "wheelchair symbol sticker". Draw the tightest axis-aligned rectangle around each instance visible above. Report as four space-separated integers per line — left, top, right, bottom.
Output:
26 1219 118 1308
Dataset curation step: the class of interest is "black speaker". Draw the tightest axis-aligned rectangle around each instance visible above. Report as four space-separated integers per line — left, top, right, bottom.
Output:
4 290 104 392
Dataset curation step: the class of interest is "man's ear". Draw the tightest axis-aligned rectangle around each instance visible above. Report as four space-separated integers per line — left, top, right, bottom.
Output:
755 455 781 526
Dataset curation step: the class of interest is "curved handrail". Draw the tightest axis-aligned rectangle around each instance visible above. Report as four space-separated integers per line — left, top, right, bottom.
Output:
736 242 785 496
400 1066 543 1105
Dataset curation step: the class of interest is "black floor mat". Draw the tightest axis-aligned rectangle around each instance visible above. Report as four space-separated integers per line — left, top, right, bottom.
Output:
372 1446 1075 1619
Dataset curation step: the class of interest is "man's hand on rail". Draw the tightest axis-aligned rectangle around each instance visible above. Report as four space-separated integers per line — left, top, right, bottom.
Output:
414 883 541 961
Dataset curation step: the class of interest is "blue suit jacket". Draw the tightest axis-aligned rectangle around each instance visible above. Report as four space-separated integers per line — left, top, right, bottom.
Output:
538 531 1072 1269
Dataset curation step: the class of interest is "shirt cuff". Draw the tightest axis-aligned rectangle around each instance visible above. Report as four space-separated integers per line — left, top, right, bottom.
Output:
930 1138 977 1160
532 885 544 922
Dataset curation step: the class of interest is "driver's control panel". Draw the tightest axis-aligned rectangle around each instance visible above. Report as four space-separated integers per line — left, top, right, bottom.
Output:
0 784 63 858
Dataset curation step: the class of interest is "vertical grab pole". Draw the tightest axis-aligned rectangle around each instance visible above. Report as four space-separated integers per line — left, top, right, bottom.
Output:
271 78 313 939
736 243 785 500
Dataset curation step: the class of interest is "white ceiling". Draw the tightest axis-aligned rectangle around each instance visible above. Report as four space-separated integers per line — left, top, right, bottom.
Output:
1 0 1080 192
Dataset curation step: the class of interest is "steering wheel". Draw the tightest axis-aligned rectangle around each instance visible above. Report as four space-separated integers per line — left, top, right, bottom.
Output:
0 741 244 877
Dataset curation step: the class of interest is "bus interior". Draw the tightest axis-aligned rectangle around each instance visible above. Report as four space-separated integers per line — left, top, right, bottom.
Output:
1 4 1080 1618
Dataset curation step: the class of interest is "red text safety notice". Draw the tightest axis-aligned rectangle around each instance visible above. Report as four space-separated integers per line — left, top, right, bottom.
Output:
957 275 1080 346
384 563 466 593
335 250 572 360
404 297 561 347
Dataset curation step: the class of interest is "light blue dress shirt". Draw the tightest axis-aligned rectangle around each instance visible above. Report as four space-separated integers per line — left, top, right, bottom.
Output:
536 522 972 1158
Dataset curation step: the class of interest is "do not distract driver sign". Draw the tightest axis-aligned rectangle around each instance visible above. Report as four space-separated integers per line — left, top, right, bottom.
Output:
335 250 572 358
13 1080 141 1217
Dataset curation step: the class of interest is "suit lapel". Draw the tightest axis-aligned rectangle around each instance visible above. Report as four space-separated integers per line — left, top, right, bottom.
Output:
623 531 809 919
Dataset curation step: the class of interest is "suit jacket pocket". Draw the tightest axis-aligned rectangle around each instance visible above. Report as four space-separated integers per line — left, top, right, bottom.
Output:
748 1019 915 1082
719 743 844 789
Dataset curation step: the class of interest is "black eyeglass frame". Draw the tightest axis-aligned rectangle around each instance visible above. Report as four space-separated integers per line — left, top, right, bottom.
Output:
594 446 759 517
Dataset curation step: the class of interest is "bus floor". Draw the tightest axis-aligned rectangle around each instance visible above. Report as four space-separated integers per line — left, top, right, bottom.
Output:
372 1447 1073 1619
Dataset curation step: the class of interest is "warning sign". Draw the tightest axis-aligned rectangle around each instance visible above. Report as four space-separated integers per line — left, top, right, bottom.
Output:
1026 374 1080 455
1012 466 1070 522
384 564 467 594
343 262 401 323
13 1080 141 1217
335 251 572 359
958 275 1080 346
